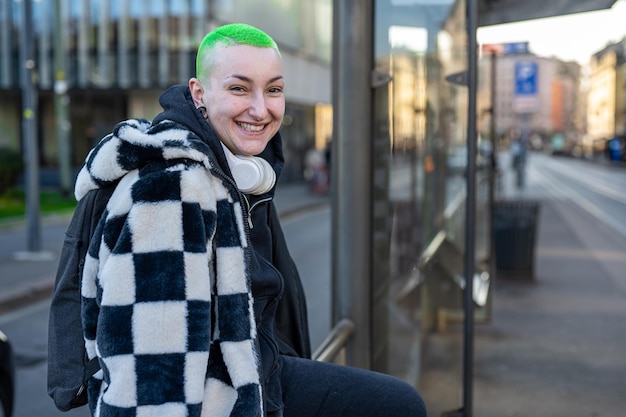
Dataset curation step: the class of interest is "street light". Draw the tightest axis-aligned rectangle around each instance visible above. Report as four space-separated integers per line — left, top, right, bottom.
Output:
16 0 52 261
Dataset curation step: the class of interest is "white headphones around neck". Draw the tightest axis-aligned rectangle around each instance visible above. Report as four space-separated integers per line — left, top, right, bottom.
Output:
221 143 276 195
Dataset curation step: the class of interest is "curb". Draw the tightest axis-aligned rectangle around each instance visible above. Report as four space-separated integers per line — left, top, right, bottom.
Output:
277 200 329 221
0 199 330 314
0 280 54 315
0 211 74 232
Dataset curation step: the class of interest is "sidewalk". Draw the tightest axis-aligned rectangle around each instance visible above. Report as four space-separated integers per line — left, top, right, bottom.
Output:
0 182 329 314
471 155 626 416
3 158 625 416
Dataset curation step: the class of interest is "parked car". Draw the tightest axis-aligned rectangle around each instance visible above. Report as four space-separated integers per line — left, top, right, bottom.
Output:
0 330 14 417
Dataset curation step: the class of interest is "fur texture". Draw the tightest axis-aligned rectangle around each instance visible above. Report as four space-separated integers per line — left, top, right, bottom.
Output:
77 118 262 417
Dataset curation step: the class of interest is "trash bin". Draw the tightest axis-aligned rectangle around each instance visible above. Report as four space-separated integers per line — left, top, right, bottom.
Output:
493 200 540 279
606 137 624 162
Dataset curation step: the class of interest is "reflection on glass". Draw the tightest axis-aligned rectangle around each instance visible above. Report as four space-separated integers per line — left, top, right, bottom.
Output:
374 0 469 414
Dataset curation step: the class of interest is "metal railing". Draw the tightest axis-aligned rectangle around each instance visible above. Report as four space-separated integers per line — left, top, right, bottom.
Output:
312 318 355 363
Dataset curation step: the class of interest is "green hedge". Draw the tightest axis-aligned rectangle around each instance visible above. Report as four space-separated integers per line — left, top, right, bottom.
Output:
0 188 78 220
0 147 23 195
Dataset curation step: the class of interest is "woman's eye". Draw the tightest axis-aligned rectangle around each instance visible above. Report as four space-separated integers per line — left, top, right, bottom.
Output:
229 86 246 92
268 87 283 94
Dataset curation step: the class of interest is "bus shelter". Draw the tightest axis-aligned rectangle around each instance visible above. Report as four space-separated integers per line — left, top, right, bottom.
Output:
328 1 618 416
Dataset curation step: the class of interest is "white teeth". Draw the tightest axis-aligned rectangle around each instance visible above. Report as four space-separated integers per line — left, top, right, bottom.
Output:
239 122 264 132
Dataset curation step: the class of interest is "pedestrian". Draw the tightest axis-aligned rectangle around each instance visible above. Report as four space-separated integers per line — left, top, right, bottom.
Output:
510 130 527 189
303 147 328 194
59 23 427 417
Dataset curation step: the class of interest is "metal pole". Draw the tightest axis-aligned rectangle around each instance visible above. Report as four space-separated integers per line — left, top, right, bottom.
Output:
489 52 497 172
331 0 374 370
20 0 41 253
158 0 169 87
97 0 111 87
486 51 497 320
463 0 478 415
55 0 72 197
118 0 130 87
0 1 11 87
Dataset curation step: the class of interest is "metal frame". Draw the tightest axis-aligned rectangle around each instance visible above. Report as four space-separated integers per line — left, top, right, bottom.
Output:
332 1 480 415
331 0 375 370
462 0 478 415
312 319 355 363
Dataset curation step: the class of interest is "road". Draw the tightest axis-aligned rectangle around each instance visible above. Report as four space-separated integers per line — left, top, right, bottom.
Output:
1 152 624 416
0 205 331 417
499 152 626 239
529 153 626 238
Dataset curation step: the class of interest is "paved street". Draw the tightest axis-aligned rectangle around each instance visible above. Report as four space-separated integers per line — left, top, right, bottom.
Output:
1 152 625 416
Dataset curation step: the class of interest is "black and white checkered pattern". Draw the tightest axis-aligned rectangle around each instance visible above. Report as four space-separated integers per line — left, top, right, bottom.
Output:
77 119 262 417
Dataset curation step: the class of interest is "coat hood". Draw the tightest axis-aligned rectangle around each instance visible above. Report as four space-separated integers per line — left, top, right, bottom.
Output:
75 84 285 201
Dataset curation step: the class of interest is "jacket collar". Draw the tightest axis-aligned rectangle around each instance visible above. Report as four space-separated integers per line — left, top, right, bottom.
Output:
153 84 285 198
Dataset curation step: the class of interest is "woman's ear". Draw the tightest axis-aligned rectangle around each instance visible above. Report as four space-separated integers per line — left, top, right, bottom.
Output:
188 78 205 107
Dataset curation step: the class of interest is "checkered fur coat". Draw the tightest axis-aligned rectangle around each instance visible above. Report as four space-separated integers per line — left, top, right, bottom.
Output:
75 118 262 417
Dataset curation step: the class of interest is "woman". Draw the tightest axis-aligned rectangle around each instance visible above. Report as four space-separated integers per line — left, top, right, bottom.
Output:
75 23 427 417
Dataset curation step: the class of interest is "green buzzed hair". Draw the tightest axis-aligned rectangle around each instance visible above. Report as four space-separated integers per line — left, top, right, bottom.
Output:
195 23 280 81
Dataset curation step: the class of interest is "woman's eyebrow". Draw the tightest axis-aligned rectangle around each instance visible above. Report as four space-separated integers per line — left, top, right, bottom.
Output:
228 74 252 83
228 74 284 83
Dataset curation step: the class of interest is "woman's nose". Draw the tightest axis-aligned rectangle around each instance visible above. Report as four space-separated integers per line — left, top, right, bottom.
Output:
248 92 268 120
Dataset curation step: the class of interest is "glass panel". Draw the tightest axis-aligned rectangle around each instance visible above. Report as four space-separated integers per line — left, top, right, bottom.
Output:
374 1 468 415
34 0 53 89
0 0 13 87
115 0 132 87
305 0 332 62
214 0 302 49
212 0 331 63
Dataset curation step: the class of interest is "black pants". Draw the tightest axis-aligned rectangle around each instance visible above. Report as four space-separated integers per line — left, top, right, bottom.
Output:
275 355 428 417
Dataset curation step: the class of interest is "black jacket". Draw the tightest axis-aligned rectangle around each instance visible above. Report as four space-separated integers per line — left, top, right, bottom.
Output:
47 85 310 415
154 84 311 356
156 86 311 413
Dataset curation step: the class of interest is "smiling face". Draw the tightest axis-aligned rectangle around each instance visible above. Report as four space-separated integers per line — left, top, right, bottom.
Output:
190 44 285 156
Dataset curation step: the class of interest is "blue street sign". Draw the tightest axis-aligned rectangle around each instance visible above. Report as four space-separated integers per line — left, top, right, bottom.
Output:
515 61 538 96
503 42 529 55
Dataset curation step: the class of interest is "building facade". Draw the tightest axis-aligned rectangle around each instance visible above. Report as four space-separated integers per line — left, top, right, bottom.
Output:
3 1 620 415
587 38 626 143
478 38 626 158
478 51 584 150
0 0 333 184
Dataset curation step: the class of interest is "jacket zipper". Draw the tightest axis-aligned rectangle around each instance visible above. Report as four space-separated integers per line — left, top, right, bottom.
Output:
75 382 86 400
247 196 272 228
209 166 257 269
258 296 281 382
210 164 277 406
